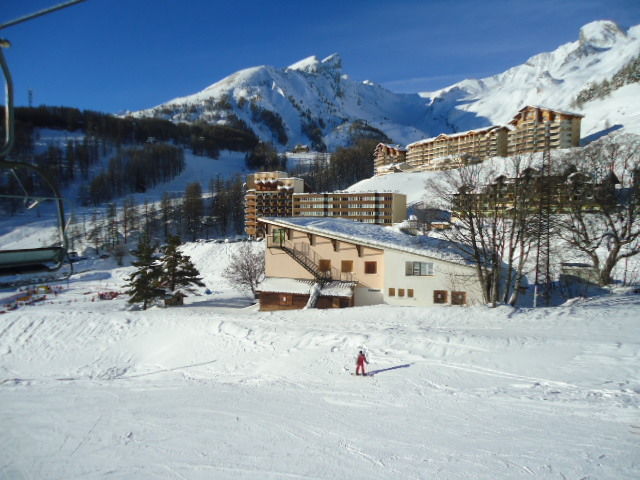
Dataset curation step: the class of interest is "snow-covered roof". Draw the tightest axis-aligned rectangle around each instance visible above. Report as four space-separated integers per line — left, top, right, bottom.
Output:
406 125 507 148
515 105 584 118
257 277 355 297
260 217 475 266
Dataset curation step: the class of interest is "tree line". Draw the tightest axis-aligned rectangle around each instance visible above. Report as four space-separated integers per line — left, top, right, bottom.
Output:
83 144 185 205
13 106 260 155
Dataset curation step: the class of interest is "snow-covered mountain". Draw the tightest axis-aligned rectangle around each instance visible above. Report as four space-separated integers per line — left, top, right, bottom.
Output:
422 20 640 138
133 20 640 150
133 54 436 151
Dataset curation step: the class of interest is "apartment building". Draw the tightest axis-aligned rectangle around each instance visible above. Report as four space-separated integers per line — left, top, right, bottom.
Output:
245 172 408 237
451 167 600 215
292 192 407 226
373 143 407 174
256 217 484 311
406 126 508 171
507 105 582 155
244 171 307 237
389 106 583 175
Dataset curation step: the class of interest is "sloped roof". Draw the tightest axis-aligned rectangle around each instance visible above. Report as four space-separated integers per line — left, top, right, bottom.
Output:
259 217 475 267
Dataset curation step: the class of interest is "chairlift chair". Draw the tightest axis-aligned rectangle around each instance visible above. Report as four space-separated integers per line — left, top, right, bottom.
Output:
0 35 69 277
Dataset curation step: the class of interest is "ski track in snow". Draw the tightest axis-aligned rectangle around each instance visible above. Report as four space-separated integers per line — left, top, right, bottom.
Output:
0 243 639 479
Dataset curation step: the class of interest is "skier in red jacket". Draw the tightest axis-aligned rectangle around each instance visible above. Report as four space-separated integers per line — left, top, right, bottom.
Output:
356 350 369 376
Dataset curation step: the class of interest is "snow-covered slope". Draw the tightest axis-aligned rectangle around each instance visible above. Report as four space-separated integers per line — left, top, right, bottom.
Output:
1 241 638 478
422 21 640 137
133 54 435 151
134 21 640 151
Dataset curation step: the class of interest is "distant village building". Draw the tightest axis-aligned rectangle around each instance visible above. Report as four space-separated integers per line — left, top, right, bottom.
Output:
406 126 508 171
256 217 484 311
507 105 582 155
245 172 408 238
376 106 584 175
450 167 600 215
373 143 407 174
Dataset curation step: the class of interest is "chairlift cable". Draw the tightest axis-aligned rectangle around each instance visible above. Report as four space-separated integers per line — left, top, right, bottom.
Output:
0 0 88 31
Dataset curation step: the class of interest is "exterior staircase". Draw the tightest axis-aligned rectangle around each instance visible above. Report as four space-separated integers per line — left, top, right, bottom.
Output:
279 244 331 285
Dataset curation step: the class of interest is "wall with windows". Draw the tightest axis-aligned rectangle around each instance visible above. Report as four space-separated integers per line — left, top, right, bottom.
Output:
263 223 385 297
382 250 483 306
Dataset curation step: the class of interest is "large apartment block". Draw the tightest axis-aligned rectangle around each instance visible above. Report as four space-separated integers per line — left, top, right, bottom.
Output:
245 172 408 237
507 105 582 154
292 192 407 225
245 171 307 237
405 126 508 171
377 106 583 174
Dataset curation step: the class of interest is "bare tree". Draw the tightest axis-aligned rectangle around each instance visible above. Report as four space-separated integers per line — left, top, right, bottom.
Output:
223 242 265 298
557 134 640 285
427 155 538 306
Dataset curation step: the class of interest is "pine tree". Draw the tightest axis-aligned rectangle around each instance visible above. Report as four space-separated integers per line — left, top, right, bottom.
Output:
126 234 161 310
157 235 205 303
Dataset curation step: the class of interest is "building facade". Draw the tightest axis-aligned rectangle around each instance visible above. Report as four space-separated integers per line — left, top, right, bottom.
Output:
373 143 407 174
244 172 307 237
507 105 582 155
406 126 509 171
257 217 484 311
292 192 407 226
245 173 408 237
386 106 583 175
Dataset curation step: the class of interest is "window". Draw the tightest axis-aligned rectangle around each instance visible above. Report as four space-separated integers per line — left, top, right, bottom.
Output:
406 261 434 276
279 294 292 306
433 290 448 304
319 260 331 272
341 260 353 273
451 291 466 305
398 288 405 297
364 261 377 274
388 288 395 296
408 289 414 298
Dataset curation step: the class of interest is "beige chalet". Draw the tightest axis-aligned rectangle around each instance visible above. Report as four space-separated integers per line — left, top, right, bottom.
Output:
257 217 484 311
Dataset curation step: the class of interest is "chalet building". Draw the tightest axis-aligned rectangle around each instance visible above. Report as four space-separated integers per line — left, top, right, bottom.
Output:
385 106 584 175
374 143 407 174
507 105 582 155
256 217 484 311
406 126 508 171
245 172 408 238
292 192 407 225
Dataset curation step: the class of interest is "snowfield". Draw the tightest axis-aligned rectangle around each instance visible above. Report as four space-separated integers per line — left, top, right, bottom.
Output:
1 243 639 479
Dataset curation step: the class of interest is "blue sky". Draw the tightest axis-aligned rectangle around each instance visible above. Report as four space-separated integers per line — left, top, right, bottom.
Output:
2 0 639 113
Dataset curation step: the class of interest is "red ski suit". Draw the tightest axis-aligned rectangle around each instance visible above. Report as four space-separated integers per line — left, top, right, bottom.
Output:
356 352 368 375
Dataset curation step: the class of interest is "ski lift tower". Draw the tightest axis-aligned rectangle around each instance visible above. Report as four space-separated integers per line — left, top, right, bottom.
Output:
533 123 553 307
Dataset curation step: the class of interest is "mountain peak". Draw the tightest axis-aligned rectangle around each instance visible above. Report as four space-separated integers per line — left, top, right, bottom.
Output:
579 20 626 49
287 53 342 74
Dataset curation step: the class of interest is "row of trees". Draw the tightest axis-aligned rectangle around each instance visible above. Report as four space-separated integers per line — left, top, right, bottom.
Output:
295 138 378 191
13 106 260 155
67 175 247 257
429 135 640 306
84 144 185 205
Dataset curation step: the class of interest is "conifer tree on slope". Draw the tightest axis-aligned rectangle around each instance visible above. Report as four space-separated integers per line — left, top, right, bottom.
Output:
126 234 161 310
158 235 205 298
